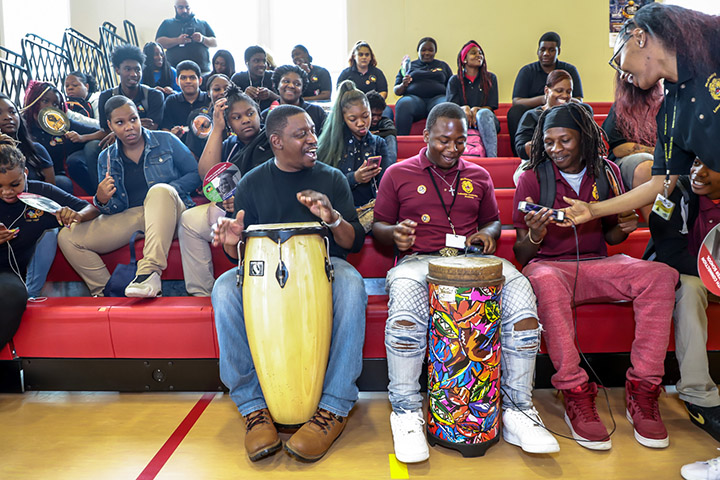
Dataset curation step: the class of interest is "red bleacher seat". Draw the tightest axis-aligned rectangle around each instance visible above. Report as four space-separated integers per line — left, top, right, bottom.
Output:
0 344 13 360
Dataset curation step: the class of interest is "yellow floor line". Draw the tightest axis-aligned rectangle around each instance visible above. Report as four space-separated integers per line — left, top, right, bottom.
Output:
388 454 409 479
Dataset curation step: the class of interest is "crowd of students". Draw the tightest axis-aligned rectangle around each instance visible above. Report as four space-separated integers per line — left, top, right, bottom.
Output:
0 1 719 478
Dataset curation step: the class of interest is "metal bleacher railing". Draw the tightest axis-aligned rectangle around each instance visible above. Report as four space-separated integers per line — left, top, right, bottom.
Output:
98 24 130 87
0 46 30 106
62 28 116 92
21 34 71 92
123 20 139 47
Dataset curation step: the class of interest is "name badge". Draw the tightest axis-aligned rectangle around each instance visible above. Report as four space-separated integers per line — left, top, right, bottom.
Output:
445 233 466 249
651 193 675 221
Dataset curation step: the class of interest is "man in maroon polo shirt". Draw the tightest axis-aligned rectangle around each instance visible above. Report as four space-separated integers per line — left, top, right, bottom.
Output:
372 102 559 463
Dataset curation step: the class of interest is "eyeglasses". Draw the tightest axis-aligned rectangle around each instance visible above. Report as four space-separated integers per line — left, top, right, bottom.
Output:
608 33 631 74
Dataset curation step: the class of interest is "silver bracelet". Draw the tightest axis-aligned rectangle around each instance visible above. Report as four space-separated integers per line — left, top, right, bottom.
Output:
323 210 342 229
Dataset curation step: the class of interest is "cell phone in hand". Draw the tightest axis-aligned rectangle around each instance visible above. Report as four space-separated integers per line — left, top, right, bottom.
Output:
367 156 381 167
517 201 565 222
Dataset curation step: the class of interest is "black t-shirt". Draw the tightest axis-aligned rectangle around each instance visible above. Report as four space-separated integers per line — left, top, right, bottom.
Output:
601 105 627 162
0 181 88 276
160 91 211 138
155 16 215 73
118 147 149 208
98 85 165 130
446 72 499 110
30 121 98 175
233 160 365 259
303 65 332 98
230 71 277 112
394 59 453 98
337 65 388 94
512 60 584 99
25 142 54 181
261 100 327 136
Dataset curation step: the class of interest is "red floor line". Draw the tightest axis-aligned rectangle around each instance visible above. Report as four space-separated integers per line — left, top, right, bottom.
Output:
136 393 216 480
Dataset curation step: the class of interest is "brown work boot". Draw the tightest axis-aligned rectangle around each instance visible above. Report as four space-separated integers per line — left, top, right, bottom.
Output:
284 408 346 462
243 408 281 461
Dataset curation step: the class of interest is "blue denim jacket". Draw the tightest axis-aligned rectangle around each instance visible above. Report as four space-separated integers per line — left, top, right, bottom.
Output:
95 129 201 214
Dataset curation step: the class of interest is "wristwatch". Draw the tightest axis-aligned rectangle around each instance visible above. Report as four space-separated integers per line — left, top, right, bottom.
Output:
323 210 342 229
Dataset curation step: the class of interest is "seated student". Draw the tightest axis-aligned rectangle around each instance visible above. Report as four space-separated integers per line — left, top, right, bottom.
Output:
318 80 389 211
601 78 662 221
65 71 100 121
23 81 100 196
0 139 97 347
513 103 677 451
201 49 235 91
373 102 559 463
179 86 272 296
77 45 166 196
211 105 366 462
160 60 210 142
291 44 331 101
446 40 500 158
367 90 397 163
393 37 453 136
260 65 327 135
337 41 388 98
507 32 583 156
231 46 279 112
141 42 180 96
58 96 201 298
185 73 231 158
645 157 720 442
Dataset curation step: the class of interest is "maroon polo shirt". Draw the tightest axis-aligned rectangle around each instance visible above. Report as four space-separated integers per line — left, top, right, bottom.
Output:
375 147 499 254
689 196 720 257
513 161 622 262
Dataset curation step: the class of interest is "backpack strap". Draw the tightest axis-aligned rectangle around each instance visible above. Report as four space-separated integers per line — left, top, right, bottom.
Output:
128 230 144 265
537 160 555 208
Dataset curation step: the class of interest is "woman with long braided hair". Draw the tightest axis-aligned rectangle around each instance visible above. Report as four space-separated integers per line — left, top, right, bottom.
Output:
513 102 678 452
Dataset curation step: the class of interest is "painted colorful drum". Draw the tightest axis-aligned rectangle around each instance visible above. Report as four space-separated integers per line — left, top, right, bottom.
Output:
425 256 504 457
242 222 333 426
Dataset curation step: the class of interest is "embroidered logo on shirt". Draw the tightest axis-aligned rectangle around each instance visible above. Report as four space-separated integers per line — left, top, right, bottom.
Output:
461 179 473 194
311 75 319 82
417 185 427 194
25 208 43 220
458 177 478 199
421 214 431 223
369 75 376 83
592 182 599 201
706 73 720 113
431 68 443 72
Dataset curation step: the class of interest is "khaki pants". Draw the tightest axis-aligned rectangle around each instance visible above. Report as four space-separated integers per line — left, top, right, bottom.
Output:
58 184 186 296
178 202 220 296
674 274 720 407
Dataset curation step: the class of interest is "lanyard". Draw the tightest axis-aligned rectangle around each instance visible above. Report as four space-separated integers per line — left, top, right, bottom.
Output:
662 89 679 198
426 167 461 235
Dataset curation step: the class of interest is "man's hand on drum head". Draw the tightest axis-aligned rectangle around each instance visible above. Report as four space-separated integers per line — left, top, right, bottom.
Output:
296 190 336 224
211 211 245 247
393 219 416 251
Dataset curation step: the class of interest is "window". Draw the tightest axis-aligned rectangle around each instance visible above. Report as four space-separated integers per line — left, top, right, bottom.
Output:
1 0 70 53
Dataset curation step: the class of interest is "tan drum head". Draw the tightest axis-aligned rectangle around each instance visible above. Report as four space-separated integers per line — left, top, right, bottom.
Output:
244 221 326 244
246 221 323 231
427 256 504 287
38 107 69 136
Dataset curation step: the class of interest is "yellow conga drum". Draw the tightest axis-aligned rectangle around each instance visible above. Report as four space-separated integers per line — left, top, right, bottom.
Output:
426 257 504 457
242 222 333 426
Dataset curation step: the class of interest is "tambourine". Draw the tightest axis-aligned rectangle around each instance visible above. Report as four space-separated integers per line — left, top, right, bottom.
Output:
37 107 69 136
191 113 213 139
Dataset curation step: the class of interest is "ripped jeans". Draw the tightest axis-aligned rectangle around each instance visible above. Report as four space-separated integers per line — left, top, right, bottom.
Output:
385 254 540 413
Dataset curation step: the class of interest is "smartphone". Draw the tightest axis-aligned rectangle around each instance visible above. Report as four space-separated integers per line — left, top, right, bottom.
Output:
367 156 381 167
517 201 565 222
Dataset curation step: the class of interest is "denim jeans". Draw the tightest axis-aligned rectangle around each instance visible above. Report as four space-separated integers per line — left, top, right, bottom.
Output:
385 254 539 413
395 95 446 135
25 228 58 297
212 257 367 417
475 109 499 158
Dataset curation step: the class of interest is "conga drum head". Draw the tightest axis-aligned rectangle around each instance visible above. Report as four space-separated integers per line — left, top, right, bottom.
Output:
427 256 504 287
244 221 327 243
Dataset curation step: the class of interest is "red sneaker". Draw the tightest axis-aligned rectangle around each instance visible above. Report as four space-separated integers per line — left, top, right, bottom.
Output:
626 380 669 448
561 382 612 450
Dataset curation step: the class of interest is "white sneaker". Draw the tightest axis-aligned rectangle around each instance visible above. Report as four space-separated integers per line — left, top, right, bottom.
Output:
125 272 162 298
390 409 429 463
503 407 560 454
682 454 720 480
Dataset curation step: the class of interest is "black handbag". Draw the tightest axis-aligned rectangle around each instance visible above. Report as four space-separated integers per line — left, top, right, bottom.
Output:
103 230 144 297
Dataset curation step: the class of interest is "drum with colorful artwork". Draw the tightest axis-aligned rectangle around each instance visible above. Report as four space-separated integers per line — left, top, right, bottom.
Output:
242 222 333 426
426 256 504 457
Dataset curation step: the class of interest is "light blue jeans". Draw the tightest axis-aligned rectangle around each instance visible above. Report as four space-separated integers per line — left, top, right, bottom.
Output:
25 228 58 297
212 257 368 417
385 254 540 413
475 109 499 158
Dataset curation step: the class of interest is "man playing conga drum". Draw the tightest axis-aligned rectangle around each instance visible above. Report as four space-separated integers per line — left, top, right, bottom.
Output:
373 102 559 463
211 105 367 462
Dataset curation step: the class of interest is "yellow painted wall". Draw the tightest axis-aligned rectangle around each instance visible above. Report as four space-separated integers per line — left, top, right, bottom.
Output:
347 0 618 103
65 0 618 103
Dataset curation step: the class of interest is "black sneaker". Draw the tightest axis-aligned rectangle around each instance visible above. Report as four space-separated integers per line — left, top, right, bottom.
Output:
686 402 720 443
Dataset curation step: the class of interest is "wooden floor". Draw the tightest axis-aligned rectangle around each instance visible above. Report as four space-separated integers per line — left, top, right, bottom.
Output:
0 388 716 479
